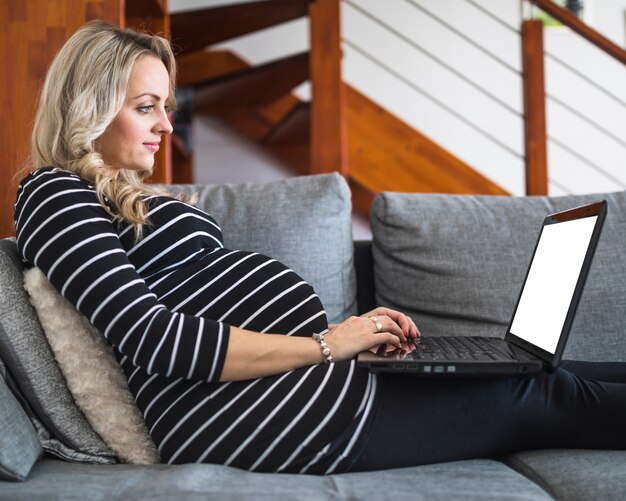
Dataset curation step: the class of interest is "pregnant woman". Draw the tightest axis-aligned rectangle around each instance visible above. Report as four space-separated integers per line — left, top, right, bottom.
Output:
15 20 626 475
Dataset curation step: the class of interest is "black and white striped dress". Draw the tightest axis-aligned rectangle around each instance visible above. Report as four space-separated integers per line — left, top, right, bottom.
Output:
14 167 377 474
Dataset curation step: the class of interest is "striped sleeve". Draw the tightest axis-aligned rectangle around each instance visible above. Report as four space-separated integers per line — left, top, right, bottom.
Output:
14 168 230 382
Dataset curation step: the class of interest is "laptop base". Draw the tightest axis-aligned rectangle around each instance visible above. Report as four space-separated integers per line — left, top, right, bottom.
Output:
357 349 544 377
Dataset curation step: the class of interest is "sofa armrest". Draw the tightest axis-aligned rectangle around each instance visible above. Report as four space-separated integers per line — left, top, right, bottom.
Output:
354 241 376 315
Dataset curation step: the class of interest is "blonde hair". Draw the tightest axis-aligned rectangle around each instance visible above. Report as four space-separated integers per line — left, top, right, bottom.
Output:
31 20 177 239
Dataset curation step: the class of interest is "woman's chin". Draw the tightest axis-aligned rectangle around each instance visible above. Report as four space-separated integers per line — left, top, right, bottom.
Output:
138 167 154 179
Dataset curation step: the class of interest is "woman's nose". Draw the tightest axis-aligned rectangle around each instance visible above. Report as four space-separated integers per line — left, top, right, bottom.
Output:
155 109 174 135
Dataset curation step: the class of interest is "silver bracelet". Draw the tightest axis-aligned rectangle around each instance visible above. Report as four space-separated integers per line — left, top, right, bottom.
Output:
312 332 333 364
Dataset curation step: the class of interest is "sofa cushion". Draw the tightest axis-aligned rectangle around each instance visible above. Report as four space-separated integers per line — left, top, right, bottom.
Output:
0 360 42 481
23 267 159 465
370 190 626 361
164 173 357 323
0 458 551 500
0 238 116 464
505 449 626 500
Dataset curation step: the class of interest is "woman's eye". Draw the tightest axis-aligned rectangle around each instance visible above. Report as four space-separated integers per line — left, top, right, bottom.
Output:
138 105 154 114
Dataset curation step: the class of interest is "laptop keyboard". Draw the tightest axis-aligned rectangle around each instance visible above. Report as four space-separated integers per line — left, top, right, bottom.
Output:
411 336 513 361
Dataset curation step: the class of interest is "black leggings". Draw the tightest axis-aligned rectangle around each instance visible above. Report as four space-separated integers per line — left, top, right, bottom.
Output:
351 361 626 472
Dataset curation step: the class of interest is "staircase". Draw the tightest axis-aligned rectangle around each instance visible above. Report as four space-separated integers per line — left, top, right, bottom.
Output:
168 0 507 217
1 0 624 238
171 0 626 215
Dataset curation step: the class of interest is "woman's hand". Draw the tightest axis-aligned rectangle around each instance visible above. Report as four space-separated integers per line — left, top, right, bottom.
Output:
323 307 419 362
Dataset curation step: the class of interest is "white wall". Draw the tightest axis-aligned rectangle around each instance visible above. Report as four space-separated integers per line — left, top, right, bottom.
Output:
342 0 526 193
170 0 626 199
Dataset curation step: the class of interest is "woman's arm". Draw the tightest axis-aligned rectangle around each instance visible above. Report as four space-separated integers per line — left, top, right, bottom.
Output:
221 308 419 381
15 169 419 383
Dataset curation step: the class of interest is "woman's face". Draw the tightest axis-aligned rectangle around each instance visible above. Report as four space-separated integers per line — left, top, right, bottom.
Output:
96 55 173 176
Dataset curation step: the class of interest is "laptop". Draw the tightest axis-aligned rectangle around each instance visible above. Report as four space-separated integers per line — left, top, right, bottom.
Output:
357 200 607 377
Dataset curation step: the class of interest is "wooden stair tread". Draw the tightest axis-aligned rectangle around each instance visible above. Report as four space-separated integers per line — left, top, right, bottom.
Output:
189 50 303 141
192 52 309 110
202 94 302 142
263 102 311 175
126 0 166 19
177 50 249 88
263 101 310 145
171 0 312 55
345 85 509 197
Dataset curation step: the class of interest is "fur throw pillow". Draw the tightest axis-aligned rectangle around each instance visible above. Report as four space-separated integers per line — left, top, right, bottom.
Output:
23 267 160 464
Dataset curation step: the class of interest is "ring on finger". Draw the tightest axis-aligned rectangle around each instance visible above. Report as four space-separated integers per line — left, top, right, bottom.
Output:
369 316 384 333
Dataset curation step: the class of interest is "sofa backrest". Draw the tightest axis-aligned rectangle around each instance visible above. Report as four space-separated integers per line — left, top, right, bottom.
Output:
163 173 357 323
370 190 626 362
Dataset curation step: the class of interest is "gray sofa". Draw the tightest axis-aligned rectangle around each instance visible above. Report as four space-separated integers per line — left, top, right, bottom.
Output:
1 173 625 500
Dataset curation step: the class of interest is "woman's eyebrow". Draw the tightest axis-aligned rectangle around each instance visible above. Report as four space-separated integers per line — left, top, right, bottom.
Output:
132 92 162 101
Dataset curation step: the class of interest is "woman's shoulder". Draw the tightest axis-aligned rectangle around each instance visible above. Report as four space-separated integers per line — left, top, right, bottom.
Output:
14 166 97 222
16 166 94 204
17 166 92 191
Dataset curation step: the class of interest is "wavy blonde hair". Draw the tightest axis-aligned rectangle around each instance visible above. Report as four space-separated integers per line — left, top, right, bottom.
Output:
31 20 178 239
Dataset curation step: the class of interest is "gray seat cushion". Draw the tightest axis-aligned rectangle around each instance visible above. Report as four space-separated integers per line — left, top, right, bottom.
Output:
165 173 357 323
505 449 626 500
370 190 626 361
0 458 552 500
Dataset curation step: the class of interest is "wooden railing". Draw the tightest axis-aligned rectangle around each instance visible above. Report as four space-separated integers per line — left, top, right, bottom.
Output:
529 0 626 65
521 0 626 195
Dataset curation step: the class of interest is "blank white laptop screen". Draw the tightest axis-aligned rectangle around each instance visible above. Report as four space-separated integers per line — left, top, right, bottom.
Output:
509 215 598 354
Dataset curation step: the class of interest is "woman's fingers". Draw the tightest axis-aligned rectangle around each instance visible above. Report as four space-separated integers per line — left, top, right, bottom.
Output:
365 315 407 344
367 307 420 339
406 316 420 339
374 332 403 349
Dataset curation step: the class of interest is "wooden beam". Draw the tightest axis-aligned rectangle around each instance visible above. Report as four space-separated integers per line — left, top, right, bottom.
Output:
521 20 548 196
308 0 347 176
171 0 311 55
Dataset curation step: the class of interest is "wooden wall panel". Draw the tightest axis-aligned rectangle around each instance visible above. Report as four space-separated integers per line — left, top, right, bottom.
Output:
1 0 123 237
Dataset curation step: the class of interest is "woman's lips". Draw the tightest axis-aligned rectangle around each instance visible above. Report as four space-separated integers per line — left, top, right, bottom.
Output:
144 142 160 153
